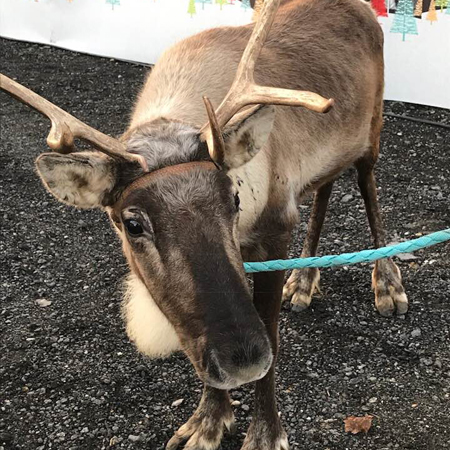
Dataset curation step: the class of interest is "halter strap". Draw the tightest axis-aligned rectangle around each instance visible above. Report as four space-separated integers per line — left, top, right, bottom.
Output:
120 161 218 201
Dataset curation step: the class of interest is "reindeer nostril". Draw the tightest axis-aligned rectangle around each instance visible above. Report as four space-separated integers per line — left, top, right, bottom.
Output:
204 339 272 389
231 340 264 368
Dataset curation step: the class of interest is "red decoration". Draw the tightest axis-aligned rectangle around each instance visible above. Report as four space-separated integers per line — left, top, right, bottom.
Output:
371 0 388 17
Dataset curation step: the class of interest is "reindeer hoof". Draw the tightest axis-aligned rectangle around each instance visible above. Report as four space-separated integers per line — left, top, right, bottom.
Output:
241 427 289 450
372 260 409 317
290 294 311 312
283 268 320 312
166 410 235 450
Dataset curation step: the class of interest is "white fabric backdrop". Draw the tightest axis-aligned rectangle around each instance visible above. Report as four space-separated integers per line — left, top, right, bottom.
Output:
0 0 449 108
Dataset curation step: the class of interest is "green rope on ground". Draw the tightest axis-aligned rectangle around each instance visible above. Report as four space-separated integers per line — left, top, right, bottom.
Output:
244 229 450 273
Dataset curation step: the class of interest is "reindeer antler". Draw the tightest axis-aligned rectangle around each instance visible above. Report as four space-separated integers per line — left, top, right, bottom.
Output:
201 0 334 162
0 74 148 170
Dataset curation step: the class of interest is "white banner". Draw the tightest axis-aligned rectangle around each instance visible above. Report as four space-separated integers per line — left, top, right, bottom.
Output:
0 0 449 108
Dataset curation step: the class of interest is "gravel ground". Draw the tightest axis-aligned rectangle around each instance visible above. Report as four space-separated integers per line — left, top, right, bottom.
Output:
1 39 449 450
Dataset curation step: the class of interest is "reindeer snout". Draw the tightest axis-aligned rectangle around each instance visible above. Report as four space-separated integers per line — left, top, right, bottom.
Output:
204 333 273 390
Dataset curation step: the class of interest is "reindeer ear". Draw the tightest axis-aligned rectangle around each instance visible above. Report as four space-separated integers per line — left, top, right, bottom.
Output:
35 152 119 209
221 105 275 170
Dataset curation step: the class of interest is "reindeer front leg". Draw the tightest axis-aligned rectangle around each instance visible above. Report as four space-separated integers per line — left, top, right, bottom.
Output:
242 241 290 450
166 385 235 450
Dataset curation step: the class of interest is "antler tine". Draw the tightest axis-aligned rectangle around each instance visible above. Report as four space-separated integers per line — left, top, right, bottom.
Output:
201 0 334 156
0 74 148 171
203 96 226 166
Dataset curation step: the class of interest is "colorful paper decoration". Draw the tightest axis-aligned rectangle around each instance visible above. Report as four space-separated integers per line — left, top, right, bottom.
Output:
188 0 196 16
435 0 449 12
414 0 423 17
427 0 438 22
371 0 388 17
216 0 228 10
390 0 418 41
106 0 120 10
195 0 212 9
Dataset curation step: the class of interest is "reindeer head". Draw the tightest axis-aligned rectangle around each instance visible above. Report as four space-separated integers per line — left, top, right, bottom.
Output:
1 0 333 389
34 109 278 389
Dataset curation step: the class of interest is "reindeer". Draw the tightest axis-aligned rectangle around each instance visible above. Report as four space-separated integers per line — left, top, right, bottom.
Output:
1 0 409 448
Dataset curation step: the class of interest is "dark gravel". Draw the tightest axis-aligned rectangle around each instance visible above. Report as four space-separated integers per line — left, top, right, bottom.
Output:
1 39 449 450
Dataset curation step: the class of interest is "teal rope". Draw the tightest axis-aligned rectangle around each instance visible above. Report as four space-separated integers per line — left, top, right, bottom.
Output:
244 228 450 273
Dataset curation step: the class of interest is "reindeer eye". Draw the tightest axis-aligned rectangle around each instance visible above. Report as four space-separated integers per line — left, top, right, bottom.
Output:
124 219 144 236
234 193 240 211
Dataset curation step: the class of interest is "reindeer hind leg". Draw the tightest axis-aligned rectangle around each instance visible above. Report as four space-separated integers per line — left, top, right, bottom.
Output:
355 152 408 317
283 181 333 312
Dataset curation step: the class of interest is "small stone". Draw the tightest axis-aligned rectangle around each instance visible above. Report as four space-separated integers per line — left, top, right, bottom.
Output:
241 404 250 412
36 298 52 307
435 359 442 369
420 357 433 367
396 252 418 261
368 397 377 404
341 194 353 203
171 398 184 407
231 400 241 406
411 328 422 338
128 435 140 442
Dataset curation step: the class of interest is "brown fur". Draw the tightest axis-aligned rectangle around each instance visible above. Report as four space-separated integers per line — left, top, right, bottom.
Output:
33 2 407 449
129 0 384 234
124 4 389 448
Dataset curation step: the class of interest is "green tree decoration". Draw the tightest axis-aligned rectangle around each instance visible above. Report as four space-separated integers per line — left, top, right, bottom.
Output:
390 0 418 41
435 0 448 12
414 0 423 17
427 0 438 22
196 0 212 9
216 0 228 9
106 0 120 9
188 0 197 16
241 0 251 9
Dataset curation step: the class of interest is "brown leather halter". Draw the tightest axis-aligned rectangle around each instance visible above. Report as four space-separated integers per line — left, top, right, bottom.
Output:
120 161 219 202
